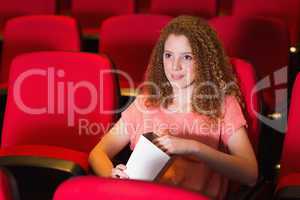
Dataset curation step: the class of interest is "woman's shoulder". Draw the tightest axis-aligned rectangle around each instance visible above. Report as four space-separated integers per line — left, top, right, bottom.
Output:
220 95 244 119
128 94 159 113
224 94 239 102
223 95 241 108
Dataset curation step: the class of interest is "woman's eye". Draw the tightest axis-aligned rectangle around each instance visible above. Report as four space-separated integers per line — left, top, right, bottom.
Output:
164 53 171 58
183 55 193 60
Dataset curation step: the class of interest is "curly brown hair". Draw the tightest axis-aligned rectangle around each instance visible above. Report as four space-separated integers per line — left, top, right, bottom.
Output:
141 15 243 121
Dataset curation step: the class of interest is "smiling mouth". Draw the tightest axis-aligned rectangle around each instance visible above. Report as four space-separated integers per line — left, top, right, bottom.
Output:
171 74 184 80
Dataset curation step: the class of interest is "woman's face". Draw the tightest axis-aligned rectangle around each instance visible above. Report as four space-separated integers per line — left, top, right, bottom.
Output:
163 34 195 90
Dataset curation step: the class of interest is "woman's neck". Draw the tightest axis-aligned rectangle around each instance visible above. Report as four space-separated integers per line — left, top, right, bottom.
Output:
170 85 194 112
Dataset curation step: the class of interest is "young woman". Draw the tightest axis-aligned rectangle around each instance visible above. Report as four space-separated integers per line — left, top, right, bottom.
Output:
89 16 258 199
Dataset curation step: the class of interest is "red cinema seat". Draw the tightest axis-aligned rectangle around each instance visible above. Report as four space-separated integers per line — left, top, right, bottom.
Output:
148 0 217 19
231 58 260 154
53 176 210 200
225 58 265 199
99 14 172 92
71 0 134 36
232 0 300 46
210 16 289 115
0 15 80 85
275 73 300 199
0 51 119 174
0 0 56 33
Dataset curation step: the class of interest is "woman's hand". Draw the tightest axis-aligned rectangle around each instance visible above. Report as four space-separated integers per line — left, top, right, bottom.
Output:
111 164 129 179
153 134 199 155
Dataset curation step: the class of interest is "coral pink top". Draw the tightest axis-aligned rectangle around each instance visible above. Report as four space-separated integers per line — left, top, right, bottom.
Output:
121 95 247 199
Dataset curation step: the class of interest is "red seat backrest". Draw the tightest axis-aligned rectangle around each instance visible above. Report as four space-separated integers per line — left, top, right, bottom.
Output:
2 52 119 153
71 0 134 31
232 0 300 45
0 15 80 84
0 0 56 31
149 0 217 19
99 14 172 88
210 16 289 113
231 58 260 154
279 73 300 178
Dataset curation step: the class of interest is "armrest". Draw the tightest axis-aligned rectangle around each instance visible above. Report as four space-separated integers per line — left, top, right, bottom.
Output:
0 156 85 176
276 186 300 200
276 173 300 200
243 179 274 200
238 177 266 200
228 177 273 200
0 145 89 176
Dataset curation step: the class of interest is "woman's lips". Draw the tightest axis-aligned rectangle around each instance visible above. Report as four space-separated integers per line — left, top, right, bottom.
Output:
171 74 184 80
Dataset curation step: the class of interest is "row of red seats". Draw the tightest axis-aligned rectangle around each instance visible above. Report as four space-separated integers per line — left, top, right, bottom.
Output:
0 51 298 199
0 14 290 115
0 0 216 36
0 0 299 45
0 2 297 199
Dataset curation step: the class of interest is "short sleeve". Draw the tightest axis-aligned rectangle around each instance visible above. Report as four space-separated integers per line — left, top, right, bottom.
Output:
120 96 145 149
221 96 247 145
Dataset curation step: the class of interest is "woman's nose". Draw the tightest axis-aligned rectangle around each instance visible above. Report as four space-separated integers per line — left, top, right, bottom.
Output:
172 58 182 71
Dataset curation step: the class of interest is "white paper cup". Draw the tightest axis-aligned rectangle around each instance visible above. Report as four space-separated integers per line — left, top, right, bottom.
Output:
124 134 170 181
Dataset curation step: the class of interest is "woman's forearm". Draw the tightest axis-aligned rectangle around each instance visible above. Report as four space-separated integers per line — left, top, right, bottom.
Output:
190 141 258 186
89 147 114 177
88 119 131 177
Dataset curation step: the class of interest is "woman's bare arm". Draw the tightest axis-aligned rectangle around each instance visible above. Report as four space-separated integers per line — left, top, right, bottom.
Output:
191 127 258 185
154 127 258 186
88 119 130 177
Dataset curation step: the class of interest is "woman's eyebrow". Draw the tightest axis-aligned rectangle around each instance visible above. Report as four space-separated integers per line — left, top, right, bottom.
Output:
181 52 193 54
164 50 192 54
